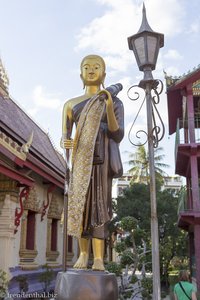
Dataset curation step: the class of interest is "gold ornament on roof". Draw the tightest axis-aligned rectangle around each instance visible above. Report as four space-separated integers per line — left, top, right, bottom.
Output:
21 131 34 153
0 58 9 95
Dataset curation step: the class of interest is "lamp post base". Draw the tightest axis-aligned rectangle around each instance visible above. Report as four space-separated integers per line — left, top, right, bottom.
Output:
55 269 118 300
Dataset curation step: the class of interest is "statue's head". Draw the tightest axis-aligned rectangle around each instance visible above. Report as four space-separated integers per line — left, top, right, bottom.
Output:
80 54 106 88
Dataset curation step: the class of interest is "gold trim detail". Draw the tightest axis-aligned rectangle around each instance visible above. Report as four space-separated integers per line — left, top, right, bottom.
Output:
0 174 19 203
46 250 59 262
0 130 26 160
23 187 40 212
193 80 200 96
0 131 34 161
68 96 105 237
47 195 62 220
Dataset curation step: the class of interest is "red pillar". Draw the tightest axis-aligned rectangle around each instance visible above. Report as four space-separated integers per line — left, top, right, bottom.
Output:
186 85 195 143
190 155 200 211
194 224 200 292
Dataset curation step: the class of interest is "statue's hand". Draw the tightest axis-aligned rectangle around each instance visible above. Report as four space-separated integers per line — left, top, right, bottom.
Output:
60 138 76 149
98 89 119 132
97 90 113 109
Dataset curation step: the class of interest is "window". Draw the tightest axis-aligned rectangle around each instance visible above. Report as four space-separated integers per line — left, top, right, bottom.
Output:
51 219 58 251
26 210 36 250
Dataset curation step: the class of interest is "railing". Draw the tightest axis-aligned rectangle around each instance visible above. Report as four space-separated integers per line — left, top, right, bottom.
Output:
177 186 200 214
177 187 187 215
175 116 200 161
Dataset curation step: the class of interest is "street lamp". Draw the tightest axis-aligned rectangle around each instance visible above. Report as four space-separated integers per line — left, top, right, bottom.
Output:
127 4 165 300
128 3 164 87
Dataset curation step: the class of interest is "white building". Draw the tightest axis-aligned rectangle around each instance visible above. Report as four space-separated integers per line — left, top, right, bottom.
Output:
112 173 183 199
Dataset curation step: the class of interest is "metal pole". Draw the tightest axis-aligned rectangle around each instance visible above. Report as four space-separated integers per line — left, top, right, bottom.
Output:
62 150 70 272
62 193 68 271
146 82 161 300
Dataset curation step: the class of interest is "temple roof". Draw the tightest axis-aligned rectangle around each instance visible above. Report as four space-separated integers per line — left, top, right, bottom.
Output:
165 64 200 94
0 95 65 179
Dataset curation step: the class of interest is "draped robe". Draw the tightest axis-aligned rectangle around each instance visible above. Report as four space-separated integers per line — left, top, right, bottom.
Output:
67 95 124 239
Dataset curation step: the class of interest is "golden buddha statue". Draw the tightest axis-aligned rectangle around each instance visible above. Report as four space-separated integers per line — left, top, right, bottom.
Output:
61 54 124 271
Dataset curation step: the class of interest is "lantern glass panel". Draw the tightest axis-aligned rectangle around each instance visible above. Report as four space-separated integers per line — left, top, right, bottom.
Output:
134 36 145 65
147 35 157 65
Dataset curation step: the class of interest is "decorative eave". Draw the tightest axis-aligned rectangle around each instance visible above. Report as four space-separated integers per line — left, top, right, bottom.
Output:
0 132 64 189
0 130 33 161
164 64 200 93
0 160 35 187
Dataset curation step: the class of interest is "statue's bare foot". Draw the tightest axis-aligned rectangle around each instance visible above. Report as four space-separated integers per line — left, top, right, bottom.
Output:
92 258 105 271
73 253 88 269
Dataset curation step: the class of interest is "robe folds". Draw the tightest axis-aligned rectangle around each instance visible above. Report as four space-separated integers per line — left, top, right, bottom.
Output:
67 95 124 239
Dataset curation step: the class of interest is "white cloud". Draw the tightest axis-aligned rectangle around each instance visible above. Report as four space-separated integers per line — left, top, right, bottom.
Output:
163 66 180 77
144 0 185 36
75 0 186 74
27 107 38 117
164 49 183 60
32 85 62 109
187 19 200 34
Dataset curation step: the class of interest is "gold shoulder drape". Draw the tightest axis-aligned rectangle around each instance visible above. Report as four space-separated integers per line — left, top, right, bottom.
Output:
68 95 105 237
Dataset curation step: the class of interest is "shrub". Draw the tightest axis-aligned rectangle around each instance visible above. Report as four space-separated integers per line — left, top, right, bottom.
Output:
0 269 8 299
105 262 122 277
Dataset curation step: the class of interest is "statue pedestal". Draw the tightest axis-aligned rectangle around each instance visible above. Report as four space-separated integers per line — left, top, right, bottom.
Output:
55 269 118 300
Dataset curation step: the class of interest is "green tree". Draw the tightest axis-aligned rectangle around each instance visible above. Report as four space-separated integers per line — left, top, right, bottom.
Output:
116 183 151 233
115 183 188 284
110 215 153 299
157 189 188 286
127 145 169 184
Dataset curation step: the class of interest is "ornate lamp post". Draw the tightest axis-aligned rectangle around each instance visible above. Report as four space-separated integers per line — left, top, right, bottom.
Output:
127 4 164 300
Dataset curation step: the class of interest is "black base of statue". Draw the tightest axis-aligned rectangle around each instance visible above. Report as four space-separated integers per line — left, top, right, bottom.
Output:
55 269 118 300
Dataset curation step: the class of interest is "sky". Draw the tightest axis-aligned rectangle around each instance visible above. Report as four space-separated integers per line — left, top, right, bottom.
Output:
0 0 200 176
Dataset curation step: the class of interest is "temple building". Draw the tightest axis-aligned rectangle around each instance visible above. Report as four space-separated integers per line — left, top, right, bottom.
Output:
0 59 75 294
166 65 200 291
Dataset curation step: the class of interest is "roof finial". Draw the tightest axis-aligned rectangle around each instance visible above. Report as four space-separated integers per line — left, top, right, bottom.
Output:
138 2 153 33
21 131 34 153
0 58 9 97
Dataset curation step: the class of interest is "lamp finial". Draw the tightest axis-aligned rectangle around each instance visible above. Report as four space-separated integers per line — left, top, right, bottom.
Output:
138 3 153 33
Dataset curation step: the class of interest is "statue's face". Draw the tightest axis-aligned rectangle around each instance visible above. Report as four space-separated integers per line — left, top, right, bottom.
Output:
81 57 105 86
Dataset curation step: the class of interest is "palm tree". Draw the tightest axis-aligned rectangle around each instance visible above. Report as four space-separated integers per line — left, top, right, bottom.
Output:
128 144 169 184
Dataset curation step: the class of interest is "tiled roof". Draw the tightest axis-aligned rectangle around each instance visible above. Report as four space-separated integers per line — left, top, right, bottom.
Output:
0 95 65 175
165 64 200 90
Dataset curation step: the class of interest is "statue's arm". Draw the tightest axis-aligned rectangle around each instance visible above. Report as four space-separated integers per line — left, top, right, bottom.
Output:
60 100 74 150
106 96 124 143
98 90 124 143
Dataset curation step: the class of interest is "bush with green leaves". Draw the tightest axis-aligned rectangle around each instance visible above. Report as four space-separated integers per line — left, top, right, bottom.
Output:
120 216 138 232
0 269 8 299
105 262 122 277
141 277 153 297
120 249 137 267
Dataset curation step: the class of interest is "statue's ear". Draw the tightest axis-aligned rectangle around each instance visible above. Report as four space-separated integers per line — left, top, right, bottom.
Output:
101 72 106 88
80 74 85 89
